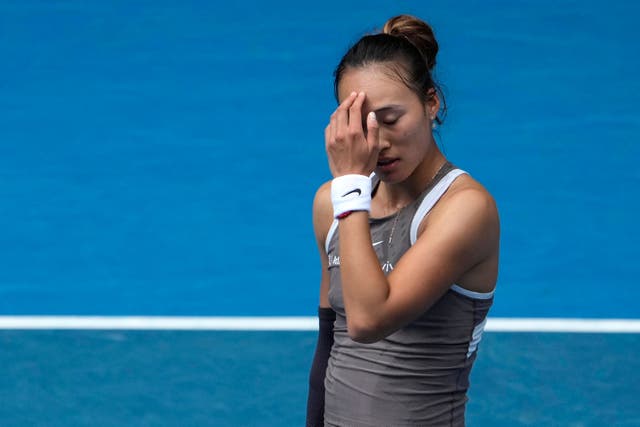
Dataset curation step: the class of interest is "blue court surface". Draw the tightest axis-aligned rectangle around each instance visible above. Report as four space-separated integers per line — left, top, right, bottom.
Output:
1 331 639 426
1 0 639 425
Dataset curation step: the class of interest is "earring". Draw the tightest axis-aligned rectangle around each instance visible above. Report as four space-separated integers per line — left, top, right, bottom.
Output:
431 117 436 129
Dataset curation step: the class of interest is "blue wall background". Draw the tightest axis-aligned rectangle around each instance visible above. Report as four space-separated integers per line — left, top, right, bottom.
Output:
1 0 638 317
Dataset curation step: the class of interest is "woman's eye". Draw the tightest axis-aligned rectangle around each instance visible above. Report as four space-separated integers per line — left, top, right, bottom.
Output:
382 118 398 125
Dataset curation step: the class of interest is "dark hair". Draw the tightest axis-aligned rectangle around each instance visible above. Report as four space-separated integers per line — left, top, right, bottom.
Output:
333 15 446 125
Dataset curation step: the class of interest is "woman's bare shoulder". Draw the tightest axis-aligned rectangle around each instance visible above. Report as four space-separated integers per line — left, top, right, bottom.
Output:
447 173 496 214
422 173 499 235
312 181 335 248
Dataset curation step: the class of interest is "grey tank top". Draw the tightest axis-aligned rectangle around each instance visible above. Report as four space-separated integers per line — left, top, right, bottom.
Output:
324 163 494 427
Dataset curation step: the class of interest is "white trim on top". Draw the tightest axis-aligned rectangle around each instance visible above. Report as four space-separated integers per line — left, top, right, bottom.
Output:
0 316 640 333
467 317 488 358
451 284 495 300
409 169 468 245
325 219 339 254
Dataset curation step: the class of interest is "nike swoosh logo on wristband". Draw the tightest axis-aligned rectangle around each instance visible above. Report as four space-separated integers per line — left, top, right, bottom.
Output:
341 188 362 198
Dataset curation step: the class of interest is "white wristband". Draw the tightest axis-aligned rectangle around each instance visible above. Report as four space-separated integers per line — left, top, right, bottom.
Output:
331 174 372 219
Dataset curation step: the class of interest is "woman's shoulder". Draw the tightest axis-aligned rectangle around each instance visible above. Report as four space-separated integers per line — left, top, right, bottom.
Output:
448 172 494 202
420 171 499 236
312 180 335 250
435 172 498 229
313 180 333 216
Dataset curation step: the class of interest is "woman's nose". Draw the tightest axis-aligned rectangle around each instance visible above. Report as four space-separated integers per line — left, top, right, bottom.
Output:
378 135 391 150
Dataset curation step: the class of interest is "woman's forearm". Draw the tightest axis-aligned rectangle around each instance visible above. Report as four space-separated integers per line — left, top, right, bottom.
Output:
338 212 391 341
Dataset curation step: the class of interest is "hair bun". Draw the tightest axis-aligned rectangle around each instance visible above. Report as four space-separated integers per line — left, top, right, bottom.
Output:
382 15 438 71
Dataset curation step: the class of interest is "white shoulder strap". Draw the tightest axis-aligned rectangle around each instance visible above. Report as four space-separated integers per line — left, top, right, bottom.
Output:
409 169 468 245
325 219 339 254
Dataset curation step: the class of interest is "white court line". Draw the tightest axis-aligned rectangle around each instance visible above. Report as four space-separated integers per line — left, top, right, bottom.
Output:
0 316 639 333
486 318 640 333
0 316 317 331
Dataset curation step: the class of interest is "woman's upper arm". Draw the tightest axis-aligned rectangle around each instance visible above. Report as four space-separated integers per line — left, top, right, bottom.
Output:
381 187 499 330
312 181 334 307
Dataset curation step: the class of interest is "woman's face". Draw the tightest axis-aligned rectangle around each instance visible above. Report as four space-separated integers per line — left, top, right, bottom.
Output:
337 65 438 184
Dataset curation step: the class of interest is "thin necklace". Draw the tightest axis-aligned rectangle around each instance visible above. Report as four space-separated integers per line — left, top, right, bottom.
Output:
381 161 447 273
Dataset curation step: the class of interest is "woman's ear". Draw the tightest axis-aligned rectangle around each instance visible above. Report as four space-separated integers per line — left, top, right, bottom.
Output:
425 88 440 120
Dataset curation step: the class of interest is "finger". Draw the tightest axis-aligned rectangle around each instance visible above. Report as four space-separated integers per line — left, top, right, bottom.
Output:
325 123 337 175
335 92 357 140
348 92 366 135
329 112 337 145
366 111 380 152
330 92 355 143
325 123 332 149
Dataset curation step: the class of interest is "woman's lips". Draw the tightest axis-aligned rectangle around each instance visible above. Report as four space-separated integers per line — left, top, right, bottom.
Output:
377 158 399 173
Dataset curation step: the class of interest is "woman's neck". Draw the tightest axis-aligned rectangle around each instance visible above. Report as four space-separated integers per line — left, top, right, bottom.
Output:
375 150 447 216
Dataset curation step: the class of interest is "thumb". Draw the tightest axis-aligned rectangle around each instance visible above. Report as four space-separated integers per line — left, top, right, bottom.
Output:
366 111 380 153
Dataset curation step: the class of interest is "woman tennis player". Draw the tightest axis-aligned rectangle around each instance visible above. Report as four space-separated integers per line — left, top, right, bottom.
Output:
306 14 500 426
